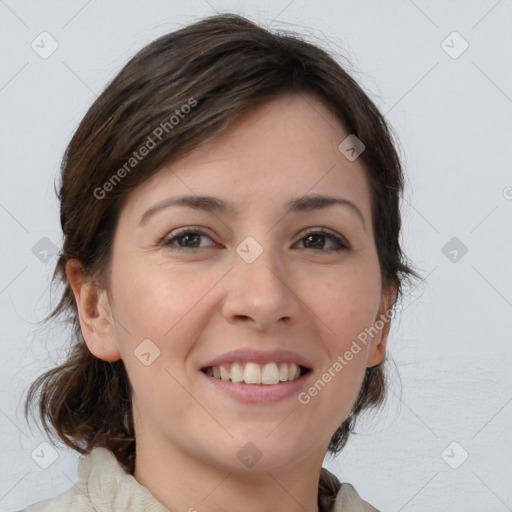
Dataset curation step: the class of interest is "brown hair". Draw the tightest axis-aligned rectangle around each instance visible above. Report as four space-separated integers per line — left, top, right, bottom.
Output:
24 13 420 476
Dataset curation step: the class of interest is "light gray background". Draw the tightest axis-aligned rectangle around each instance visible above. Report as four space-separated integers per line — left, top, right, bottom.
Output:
1 1 511 511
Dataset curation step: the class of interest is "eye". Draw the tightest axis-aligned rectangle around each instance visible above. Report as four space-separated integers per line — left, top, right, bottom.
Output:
295 228 350 251
162 227 216 251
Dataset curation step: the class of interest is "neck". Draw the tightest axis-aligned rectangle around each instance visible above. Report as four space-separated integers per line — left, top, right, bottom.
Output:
133 429 324 512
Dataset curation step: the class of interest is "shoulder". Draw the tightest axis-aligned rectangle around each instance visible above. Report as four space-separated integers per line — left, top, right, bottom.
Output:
22 494 87 511
22 447 168 512
334 482 380 512
22 448 111 511
319 467 380 512
21 483 97 511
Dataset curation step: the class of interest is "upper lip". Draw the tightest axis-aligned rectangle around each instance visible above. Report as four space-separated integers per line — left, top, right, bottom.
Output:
201 348 313 369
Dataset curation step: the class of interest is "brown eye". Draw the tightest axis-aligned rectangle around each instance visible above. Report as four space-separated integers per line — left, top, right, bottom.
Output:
162 228 215 250
296 229 350 251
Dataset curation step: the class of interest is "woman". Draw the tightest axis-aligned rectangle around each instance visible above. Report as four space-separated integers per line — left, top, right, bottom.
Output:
23 13 419 512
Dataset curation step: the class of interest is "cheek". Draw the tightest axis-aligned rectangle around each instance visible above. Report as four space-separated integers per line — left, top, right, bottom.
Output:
304 265 381 351
111 259 219 362
318 268 381 416
111 263 210 417
299 341 368 434
113 259 190 331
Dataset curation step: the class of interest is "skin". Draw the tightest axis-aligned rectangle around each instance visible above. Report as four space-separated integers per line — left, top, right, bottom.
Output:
67 92 397 512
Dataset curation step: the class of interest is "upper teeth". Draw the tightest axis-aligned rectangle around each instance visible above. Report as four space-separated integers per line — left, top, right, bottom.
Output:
205 362 303 385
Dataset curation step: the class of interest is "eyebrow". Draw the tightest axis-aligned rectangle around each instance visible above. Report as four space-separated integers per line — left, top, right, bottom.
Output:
138 193 366 231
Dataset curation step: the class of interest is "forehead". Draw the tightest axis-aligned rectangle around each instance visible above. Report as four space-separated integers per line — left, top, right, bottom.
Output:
119 92 373 226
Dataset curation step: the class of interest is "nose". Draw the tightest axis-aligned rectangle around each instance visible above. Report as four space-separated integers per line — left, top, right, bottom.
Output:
221 239 301 331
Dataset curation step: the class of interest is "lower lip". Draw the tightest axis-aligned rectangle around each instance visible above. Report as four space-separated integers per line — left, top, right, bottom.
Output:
201 371 312 404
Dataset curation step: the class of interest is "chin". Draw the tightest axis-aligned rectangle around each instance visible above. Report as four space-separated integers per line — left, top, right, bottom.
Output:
212 430 316 473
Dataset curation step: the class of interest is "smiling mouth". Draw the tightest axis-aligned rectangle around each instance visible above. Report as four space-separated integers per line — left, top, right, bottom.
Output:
201 361 311 385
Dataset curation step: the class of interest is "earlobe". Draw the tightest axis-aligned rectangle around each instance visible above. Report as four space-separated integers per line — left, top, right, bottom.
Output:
65 259 122 362
366 283 398 368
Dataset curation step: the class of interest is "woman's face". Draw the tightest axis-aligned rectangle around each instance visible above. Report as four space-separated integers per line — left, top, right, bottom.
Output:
83 93 395 472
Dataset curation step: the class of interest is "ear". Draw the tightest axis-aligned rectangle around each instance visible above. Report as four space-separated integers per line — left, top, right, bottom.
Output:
65 259 122 362
366 282 398 368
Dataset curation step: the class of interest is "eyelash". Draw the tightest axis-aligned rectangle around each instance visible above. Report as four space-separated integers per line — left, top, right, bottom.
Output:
161 226 350 252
